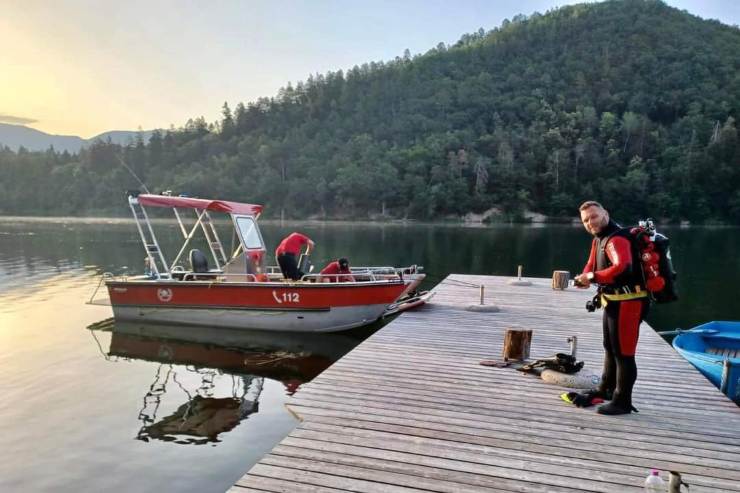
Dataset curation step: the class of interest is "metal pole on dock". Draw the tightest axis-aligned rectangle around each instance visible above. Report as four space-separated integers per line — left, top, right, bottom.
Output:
467 284 499 312
509 264 532 286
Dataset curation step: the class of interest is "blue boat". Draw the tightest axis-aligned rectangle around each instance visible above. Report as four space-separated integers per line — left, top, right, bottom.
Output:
672 321 740 403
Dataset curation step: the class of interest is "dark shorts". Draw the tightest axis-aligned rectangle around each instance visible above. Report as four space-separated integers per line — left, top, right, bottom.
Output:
277 253 302 280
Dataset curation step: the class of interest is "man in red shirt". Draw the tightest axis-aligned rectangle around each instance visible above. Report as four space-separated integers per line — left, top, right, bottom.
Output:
275 232 314 280
320 258 355 282
573 201 649 415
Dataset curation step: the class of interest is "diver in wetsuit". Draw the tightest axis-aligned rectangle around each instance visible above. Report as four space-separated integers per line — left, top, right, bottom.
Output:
573 201 650 415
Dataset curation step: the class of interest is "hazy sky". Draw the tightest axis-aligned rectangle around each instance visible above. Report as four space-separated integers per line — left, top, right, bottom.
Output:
2 0 738 138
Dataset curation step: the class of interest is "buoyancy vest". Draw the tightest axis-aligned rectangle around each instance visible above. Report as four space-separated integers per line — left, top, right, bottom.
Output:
595 221 645 293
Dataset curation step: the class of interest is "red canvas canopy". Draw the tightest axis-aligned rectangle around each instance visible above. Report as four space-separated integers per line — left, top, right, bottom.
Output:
137 194 263 216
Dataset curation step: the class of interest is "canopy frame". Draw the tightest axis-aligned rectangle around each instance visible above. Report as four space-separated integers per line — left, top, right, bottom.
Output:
127 193 263 279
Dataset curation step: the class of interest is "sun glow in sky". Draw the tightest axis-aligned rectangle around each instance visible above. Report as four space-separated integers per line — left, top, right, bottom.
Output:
2 0 738 138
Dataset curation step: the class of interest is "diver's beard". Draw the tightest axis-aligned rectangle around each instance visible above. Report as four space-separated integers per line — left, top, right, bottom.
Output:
590 218 609 236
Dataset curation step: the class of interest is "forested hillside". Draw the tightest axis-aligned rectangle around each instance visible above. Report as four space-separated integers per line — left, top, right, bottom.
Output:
1 0 739 222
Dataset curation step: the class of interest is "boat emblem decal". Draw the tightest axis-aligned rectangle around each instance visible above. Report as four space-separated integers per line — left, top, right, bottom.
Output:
157 288 173 302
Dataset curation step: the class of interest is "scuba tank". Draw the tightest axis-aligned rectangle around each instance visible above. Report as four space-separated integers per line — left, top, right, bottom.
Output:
630 219 678 303
297 252 313 276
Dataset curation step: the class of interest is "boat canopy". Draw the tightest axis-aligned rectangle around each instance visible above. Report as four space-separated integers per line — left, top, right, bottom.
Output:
137 194 263 216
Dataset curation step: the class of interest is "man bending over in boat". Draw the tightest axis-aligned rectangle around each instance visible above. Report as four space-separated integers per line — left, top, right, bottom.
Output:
320 257 355 282
275 232 314 281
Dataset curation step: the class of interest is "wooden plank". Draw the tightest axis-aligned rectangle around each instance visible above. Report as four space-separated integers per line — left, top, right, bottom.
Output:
277 434 651 489
286 423 740 490
288 393 740 449
231 475 349 492
267 445 588 493
313 358 739 415
289 389 740 452
266 450 583 493
298 418 740 483
310 370 736 414
289 403 740 464
243 462 424 493
232 275 740 493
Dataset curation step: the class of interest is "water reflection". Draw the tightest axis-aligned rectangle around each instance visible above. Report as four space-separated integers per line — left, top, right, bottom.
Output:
134 366 261 446
87 318 364 445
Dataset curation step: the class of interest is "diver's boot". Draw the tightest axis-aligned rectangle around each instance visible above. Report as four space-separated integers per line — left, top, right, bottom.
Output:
596 393 638 415
594 387 613 401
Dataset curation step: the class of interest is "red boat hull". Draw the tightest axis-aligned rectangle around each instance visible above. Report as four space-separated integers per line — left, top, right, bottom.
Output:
106 280 409 332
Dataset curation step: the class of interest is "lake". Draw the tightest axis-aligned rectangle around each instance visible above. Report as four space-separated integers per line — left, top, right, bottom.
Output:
1 217 739 492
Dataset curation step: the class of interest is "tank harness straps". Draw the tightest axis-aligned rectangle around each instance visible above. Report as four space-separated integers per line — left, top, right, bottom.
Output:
600 285 648 307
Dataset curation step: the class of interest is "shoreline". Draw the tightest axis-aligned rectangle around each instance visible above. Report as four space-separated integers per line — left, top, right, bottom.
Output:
0 215 737 228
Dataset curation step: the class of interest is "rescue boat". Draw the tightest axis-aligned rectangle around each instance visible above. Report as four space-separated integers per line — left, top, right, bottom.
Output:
98 192 426 332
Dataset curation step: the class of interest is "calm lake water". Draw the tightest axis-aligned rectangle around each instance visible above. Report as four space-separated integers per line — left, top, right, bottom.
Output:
2 217 739 492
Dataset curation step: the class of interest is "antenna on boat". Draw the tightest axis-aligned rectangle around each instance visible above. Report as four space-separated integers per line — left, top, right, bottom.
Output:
116 155 151 194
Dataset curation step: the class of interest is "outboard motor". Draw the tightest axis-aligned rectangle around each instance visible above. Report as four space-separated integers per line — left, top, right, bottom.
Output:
189 249 209 273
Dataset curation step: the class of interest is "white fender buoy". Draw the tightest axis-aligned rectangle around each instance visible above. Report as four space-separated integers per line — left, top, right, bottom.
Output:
541 369 601 390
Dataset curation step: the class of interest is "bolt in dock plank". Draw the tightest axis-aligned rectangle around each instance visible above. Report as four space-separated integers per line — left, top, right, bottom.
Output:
231 275 740 493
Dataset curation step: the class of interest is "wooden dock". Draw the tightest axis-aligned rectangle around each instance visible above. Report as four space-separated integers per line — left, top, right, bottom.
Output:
231 275 740 493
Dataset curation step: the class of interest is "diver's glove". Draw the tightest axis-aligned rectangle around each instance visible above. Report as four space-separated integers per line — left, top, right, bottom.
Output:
561 390 610 408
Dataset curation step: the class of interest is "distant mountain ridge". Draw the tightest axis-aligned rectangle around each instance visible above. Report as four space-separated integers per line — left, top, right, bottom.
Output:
0 123 154 153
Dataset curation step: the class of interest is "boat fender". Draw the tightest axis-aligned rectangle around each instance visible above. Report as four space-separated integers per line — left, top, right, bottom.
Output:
541 369 602 390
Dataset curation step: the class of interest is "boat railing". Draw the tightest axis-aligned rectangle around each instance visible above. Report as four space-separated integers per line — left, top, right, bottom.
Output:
300 272 401 283
353 265 424 276
88 272 115 304
106 270 401 284
352 266 397 274
263 265 421 277
182 272 257 282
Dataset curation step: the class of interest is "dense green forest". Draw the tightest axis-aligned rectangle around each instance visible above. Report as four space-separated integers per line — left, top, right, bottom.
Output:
1 0 739 222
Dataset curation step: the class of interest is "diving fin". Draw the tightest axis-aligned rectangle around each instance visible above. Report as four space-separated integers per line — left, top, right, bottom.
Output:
560 392 576 404
560 391 606 408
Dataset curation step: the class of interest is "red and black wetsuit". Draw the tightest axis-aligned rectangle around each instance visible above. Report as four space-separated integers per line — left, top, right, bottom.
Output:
582 220 649 409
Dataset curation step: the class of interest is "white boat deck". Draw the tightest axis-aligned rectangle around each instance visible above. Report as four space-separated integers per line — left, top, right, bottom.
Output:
230 274 740 492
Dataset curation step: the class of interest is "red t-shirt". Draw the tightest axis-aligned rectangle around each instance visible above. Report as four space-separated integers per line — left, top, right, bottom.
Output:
320 261 353 282
275 232 311 256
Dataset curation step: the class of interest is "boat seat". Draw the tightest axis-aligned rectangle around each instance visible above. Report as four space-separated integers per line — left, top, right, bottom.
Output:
190 249 209 273
708 347 740 358
188 249 217 280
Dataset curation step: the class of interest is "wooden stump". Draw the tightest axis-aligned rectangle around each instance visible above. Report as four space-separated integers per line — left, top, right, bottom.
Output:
502 329 532 361
552 270 570 290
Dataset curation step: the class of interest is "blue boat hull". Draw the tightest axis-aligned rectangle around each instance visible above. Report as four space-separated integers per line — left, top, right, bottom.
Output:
672 321 740 403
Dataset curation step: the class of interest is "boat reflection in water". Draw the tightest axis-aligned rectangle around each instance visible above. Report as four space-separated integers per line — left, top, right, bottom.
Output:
87 318 366 445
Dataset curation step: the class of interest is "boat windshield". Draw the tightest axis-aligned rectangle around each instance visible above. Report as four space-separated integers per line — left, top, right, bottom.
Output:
236 216 263 249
